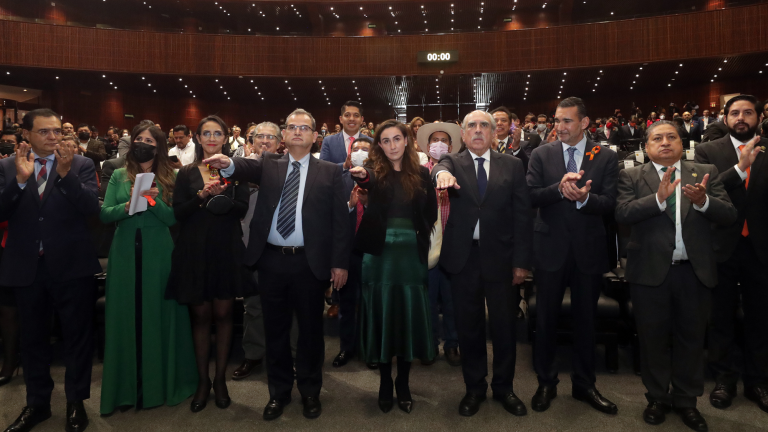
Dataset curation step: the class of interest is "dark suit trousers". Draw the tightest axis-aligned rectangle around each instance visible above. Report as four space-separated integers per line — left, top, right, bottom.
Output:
257 248 326 400
708 236 768 387
533 257 602 391
631 263 711 408
449 243 519 396
14 257 96 407
338 251 362 353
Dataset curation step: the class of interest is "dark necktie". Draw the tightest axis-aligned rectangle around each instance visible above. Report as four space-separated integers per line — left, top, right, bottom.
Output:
661 166 676 224
566 147 578 173
276 161 301 239
36 158 48 199
476 157 487 199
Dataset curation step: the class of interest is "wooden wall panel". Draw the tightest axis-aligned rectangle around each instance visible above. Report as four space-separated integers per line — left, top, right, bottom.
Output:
0 4 766 77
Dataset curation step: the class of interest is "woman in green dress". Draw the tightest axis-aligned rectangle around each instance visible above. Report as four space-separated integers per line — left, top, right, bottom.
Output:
99 123 197 415
349 119 437 414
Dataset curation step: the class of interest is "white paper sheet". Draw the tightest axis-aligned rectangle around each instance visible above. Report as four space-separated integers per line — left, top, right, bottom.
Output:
634 151 645 164
624 160 635 169
129 173 155 216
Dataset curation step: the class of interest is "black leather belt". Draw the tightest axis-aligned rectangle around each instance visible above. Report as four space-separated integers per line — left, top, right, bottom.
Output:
471 239 480 247
670 260 689 266
266 243 305 254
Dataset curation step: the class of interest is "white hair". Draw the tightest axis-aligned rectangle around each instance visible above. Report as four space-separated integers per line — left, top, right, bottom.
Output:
461 110 497 132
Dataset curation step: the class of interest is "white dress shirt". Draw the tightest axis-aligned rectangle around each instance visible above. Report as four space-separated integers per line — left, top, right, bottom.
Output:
684 121 692 133
467 149 491 240
652 160 710 261
342 130 360 156
169 143 196 166
561 137 589 209
220 153 310 246
730 135 754 181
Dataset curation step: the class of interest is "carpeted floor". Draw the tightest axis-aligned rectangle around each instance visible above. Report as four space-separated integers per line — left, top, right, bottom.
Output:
0 338 766 432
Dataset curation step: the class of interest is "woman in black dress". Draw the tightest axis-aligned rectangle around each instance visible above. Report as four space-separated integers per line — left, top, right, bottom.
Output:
349 119 437 413
167 115 254 412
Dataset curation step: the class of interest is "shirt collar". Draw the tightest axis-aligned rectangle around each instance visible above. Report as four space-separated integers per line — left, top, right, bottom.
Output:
730 134 756 149
288 152 311 168
561 136 587 155
342 130 360 143
651 159 681 173
468 148 491 161
36 153 56 163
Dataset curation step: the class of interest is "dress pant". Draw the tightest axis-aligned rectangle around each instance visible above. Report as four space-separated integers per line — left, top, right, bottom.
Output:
14 256 97 407
708 236 768 387
337 251 362 353
449 243 519 396
631 262 710 408
428 266 459 349
533 255 603 391
257 248 326 400
242 292 298 361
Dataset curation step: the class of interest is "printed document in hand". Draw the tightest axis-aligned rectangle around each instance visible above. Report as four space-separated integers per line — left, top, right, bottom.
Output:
129 173 155 215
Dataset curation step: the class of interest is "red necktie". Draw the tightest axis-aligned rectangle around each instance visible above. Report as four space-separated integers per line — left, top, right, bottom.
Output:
36 158 48 199
739 144 751 236
348 136 355 154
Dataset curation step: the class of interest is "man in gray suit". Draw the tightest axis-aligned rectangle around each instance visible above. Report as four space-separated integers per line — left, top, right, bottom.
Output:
616 121 736 432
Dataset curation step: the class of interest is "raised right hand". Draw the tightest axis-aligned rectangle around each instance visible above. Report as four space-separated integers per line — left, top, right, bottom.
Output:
656 167 681 203
15 143 35 184
343 151 353 170
436 171 461 190
202 154 231 169
737 135 761 172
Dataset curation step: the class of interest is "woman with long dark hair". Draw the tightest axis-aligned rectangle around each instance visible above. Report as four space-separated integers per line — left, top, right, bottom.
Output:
166 116 253 412
349 119 437 414
100 123 197 415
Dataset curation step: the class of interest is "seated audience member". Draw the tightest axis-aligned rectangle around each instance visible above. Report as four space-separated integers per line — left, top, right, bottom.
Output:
596 116 621 145
621 116 643 140
417 122 462 367
615 121 736 431
167 116 254 412
99 122 197 416
169 125 197 168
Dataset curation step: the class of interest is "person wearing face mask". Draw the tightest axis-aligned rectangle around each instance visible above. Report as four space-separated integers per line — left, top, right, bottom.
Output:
416 122 462 367
321 101 372 165
621 116 644 140
596 116 621 146
99 122 198 416
75 123 106 175
331 138 371 369
349 120 437 413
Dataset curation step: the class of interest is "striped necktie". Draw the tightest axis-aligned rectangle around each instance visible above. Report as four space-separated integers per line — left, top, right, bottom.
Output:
276 161 301 239
36 158 48 199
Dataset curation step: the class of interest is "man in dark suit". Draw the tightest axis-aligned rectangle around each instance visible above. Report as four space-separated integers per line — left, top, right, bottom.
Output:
433 110 533 417
75 124 106 175
205 108 350 421
702 120 729 142
595 116 621 145
698 110 715 132
319 101 372 165
99 156 125 199
491 106 530 171
694 94 768 414
0 109 101 432
616 121 736 431
621 117 643 141
526 97 619 415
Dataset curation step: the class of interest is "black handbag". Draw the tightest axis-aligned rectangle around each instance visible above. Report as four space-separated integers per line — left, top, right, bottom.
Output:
205 181 236 215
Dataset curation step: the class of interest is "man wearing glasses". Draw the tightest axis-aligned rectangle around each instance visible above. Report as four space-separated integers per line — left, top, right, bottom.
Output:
433 110 533 418
205 109 350 421
0 109 100 432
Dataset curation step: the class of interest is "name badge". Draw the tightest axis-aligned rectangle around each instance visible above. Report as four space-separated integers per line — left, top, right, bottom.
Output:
609 145 618 152
634 151 645 164
624 160 635 169
685 149 695 160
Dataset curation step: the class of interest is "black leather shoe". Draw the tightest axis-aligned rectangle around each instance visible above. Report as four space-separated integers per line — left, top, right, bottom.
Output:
493 391 527 416
190 379 212 413
302 396 322 419
573 388 618 415
675 408 708 432
5 406 52 432
332 351 353 368
366 362 379 370
378 398 393 413
531 385 557 412
709 383 736 409
444 347 461 367
643 401 671 425
213 380 231 409
458 393 486 417
745 384 768 414
263 397 290 421
65 402 89 432
231 358 262 380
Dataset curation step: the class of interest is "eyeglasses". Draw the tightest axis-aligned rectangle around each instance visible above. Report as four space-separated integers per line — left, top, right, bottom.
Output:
254 134 278 141
430 137 450 144
33 128 63 137
465 121 491 130
201 131 224 139
285 124 314 133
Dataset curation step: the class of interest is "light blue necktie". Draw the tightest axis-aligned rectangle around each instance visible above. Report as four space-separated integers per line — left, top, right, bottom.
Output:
566 147 578 173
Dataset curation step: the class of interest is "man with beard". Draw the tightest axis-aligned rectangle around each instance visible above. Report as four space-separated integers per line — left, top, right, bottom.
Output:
694 94 768 415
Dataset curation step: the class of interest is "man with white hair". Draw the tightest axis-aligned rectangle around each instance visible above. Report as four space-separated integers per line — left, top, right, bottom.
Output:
433 110 533 417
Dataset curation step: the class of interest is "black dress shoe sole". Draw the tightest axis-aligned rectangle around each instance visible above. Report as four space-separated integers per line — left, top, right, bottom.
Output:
493 395 527 416
531 392 556 412
302 409 322 419
263 408 284 421
231 371 252 381
459 397 486 417
16 410 53 432
378 400 393 413
332 360 349 368
643 412 666 425
709 397 732 409
744 391 768 414
190 401 207 413
215 398 232 409
65 419 89 432
573 393 618 415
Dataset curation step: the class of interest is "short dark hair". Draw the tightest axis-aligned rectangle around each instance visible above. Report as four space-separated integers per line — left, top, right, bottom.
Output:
1 129 21 143
76 123 90 131
90 125 98 133
724 94 762 119
490 106 511 121
341 100 363 117
21 108 59 131
537 114 547 120
645 120 683 141
557 97 587 120
173 124 190 135
509 112 519 121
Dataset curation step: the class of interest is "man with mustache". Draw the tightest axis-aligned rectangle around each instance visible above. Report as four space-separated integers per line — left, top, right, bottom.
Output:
694 94 768 415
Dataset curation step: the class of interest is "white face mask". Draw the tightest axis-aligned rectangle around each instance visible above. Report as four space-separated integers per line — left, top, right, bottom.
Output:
350 150 368 167
536 123 547 132
122 133 129 137
659 115 666 120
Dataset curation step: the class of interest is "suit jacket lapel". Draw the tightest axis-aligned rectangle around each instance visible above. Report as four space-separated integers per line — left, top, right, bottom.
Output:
680 162 695 224
458 151 480 204
483 152 502 203
641 162 674 221
302 156 319 204
579 141 597 185
721 134 740 166
41 159 58 207
276 155 289 197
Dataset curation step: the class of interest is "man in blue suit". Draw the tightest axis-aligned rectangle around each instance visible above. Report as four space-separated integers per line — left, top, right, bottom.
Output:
0 109 101 432
319 101 372 165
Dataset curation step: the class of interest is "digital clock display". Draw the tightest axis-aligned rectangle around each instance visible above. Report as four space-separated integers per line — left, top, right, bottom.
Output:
417 50 459 64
